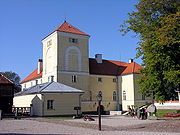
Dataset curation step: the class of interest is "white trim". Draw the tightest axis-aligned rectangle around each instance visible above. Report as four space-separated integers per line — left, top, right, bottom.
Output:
58 71 89 75
57 31 90 39
42 31 57 42
65 46 82 72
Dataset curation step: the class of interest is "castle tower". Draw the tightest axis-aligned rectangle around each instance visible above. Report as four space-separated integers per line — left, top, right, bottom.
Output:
42 21 90 100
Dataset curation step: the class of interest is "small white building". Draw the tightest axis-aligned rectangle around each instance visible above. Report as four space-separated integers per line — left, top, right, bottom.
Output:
14 81 84 116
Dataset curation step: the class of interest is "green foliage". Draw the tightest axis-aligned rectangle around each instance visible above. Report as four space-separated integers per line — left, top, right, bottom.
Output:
121 0 180 101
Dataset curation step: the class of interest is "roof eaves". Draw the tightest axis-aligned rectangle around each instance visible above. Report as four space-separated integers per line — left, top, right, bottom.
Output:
20 76 42 84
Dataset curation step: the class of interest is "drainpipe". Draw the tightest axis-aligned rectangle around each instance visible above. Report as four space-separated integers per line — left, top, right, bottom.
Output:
116 76 120 110
42 94 44 116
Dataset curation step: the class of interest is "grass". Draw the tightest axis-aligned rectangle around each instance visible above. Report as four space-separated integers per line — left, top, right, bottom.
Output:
156 109 178 117
42 117 73 119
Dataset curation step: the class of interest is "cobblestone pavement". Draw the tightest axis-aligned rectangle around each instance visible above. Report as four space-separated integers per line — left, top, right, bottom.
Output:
0 116 180 135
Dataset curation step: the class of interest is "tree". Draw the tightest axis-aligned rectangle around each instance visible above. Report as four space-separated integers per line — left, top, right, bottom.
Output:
120 0 180 101
0 71 21 93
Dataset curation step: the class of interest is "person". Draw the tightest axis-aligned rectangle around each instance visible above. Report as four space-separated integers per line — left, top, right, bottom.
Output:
137 107 140 119
128 107 132 117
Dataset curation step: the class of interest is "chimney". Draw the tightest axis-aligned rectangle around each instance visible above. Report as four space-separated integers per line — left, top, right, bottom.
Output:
51 76 54 82
129 59 133 63
95 54 102 63
38 59 43 74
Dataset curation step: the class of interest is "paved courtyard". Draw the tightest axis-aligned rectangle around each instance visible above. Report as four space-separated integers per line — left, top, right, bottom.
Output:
0 116 180 135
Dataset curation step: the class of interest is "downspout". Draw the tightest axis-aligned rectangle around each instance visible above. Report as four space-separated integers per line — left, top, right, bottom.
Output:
42 94 44 116
116 76 120 110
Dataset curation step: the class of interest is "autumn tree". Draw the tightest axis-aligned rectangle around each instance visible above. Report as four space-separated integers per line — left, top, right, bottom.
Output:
121 0 180 101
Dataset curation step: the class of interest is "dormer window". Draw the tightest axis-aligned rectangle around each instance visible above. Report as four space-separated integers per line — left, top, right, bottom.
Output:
69 38 78 43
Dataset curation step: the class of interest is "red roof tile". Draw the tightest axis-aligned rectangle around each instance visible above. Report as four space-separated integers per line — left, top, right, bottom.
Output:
21 59 142 83
121 62 143 75
0 73 13 84
54 21 90 36
20 69 42 84
89 58 127 75
89 58 142 76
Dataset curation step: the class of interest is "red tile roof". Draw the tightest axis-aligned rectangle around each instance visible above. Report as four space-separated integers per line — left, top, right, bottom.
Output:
54 21 90 36
20 69 42 84
20 59 142 84
121 62 143 75
89 58 142 76
89 58 127 76
0 73 13 84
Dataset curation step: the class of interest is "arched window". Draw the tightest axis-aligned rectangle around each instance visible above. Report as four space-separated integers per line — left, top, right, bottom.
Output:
98 91 102 97
65 46 82 72
89 91 92 101
45 47 53 74
113 91 116 101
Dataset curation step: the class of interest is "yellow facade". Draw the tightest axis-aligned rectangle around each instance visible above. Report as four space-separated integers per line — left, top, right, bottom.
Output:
20 22 148 114
43 93 81 116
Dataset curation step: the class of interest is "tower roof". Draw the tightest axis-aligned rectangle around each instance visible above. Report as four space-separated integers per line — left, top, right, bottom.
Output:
54 21 90 36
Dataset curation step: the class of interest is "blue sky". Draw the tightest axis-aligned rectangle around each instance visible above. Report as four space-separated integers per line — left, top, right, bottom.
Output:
0 0 140 80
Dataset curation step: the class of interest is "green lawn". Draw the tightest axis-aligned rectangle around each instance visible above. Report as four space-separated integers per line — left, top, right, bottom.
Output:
156 109 179 117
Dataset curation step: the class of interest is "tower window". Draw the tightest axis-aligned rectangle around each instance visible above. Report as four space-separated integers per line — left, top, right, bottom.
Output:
69 38 78 43
97 77 102 82
72 75 77 83
47 40 52 46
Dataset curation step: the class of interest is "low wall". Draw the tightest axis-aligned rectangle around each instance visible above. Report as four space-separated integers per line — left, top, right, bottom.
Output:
154 101 180 109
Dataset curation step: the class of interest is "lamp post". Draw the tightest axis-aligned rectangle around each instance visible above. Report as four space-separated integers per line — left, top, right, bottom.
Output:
97 93 102 131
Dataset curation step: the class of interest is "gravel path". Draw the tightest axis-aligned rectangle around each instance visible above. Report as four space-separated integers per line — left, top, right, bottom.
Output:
0 116 180 135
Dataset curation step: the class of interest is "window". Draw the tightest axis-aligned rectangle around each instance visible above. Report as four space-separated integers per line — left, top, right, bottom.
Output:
24 84 26 88
72 75 77 83
47 40 52 46
142 92 145 100
89 91 92 101
47 100 54 110
69 38 78 43
35 80 38 85
123 90 126 100
98 91 102 97
97 77 102 82
113 91 116 101
113 78 117 82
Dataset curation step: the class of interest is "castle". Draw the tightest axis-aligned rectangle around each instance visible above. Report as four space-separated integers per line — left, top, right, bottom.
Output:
14 21 150 116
